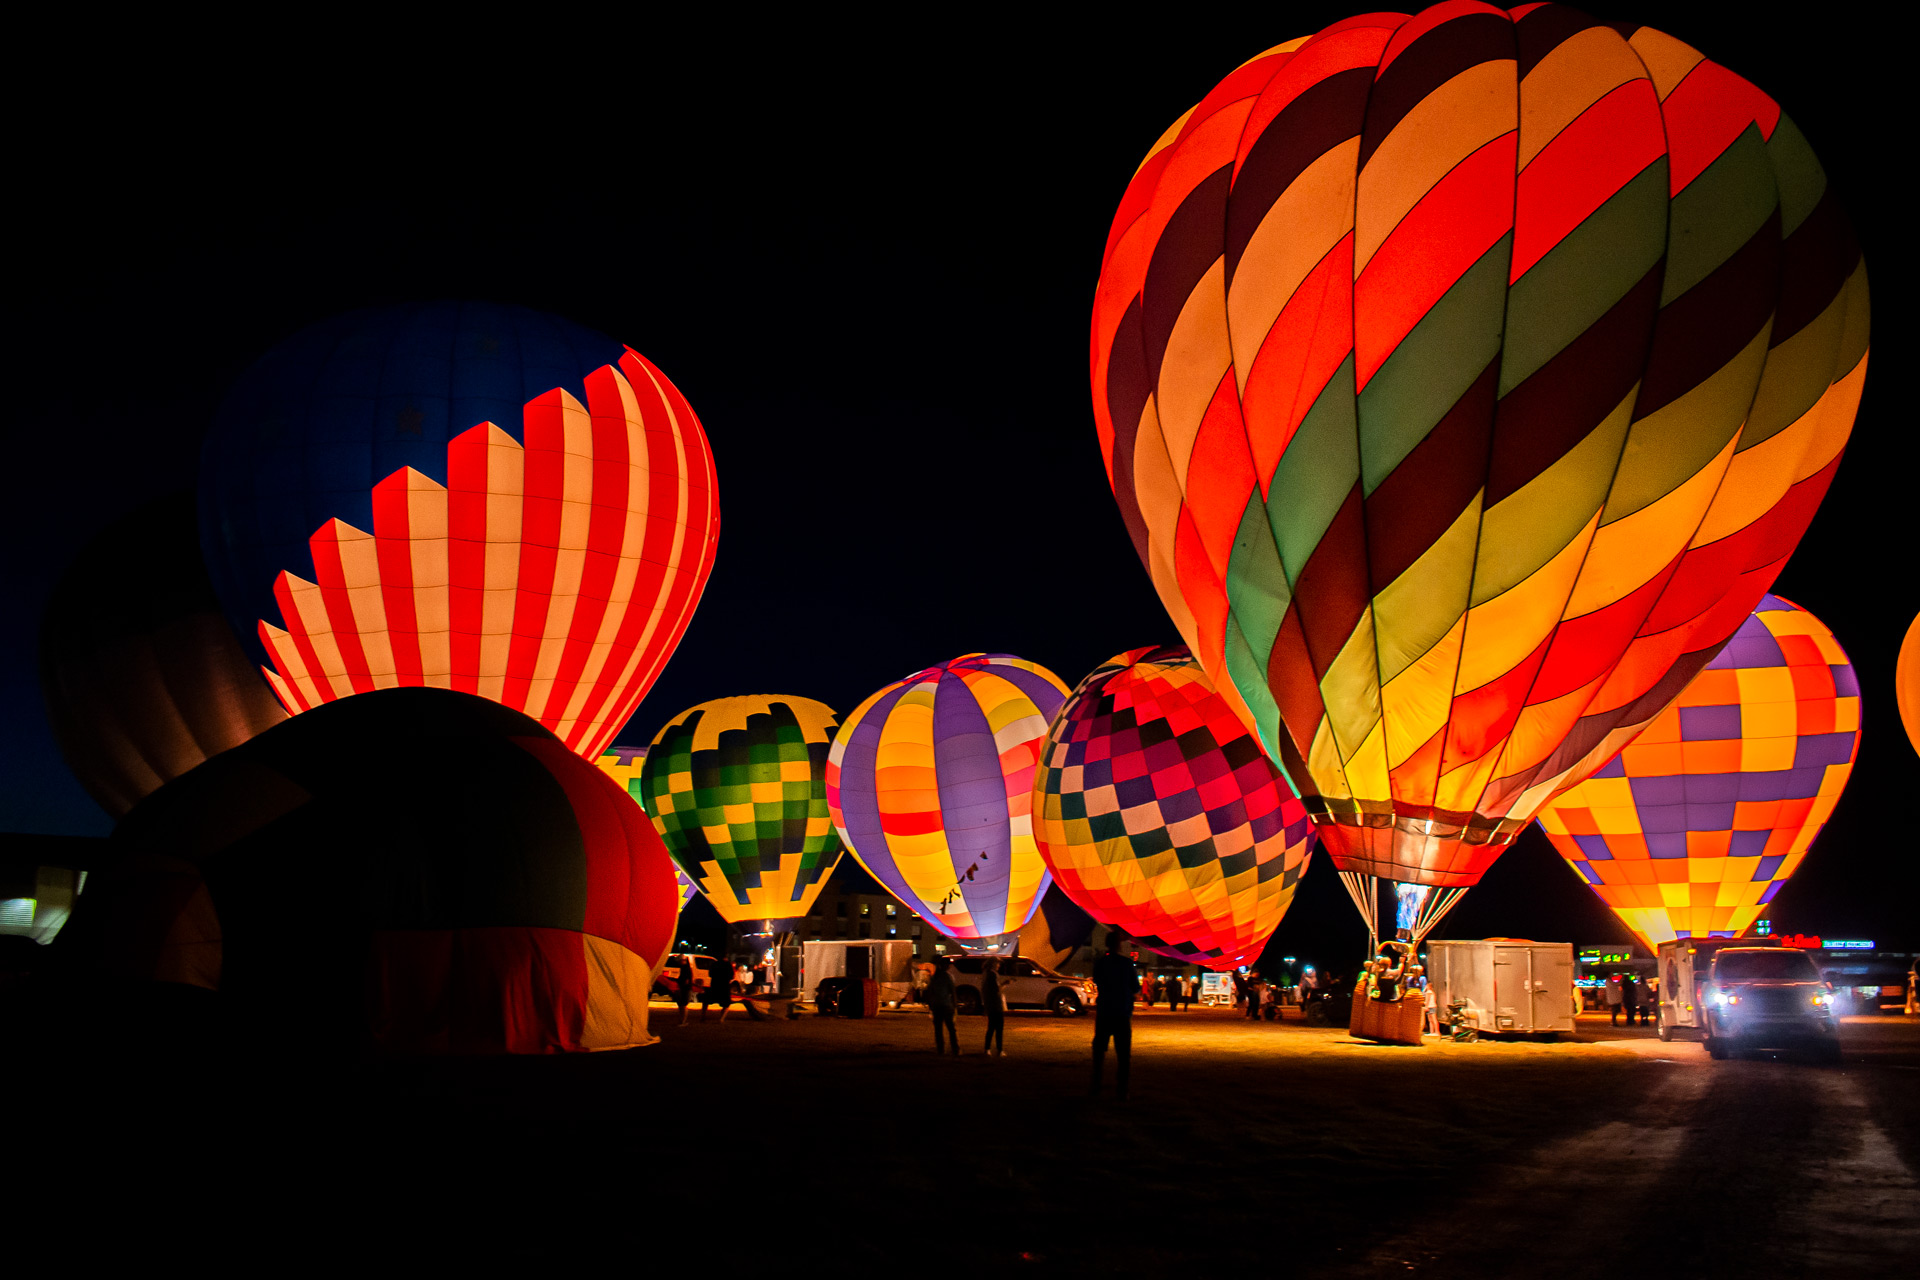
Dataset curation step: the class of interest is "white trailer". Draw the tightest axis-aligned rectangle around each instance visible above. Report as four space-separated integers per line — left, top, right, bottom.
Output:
1655 935 1779 1041
800 941 916 1007
1425 939 1576 1038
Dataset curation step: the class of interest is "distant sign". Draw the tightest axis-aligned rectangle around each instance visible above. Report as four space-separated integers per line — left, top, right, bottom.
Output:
1578 948 1633 964
1776 935 1876 951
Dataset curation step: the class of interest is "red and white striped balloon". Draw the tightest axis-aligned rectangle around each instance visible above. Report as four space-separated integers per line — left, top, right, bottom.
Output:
258 349 719 759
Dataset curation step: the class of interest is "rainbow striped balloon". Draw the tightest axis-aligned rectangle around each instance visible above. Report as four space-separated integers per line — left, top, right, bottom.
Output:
1090 3 1867 888
1538 596 1858 948
827 654 1069 943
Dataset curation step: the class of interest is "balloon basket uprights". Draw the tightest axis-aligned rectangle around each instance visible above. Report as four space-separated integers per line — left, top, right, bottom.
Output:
1336 871 1468 956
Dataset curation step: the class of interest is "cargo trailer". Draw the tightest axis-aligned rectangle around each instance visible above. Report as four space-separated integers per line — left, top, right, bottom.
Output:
1424 939 1575 1038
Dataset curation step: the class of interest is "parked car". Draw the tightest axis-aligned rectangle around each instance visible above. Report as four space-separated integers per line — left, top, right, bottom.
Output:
943 956 1094 1016
652 953 740 1001
1704 946 1840 1062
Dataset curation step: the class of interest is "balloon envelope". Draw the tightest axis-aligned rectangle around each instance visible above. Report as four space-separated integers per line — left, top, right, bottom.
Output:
1035 646 1314 969
198 301 720 759
1537 596 1858 949
1090 4 1867 887
828 654 1069 943
595 745 697 906
69 688 680 1053
39 494 285 816
1898 613 1920 759
633 697 844 924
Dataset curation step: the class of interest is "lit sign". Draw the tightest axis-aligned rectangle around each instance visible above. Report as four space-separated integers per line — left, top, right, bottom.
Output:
1824 940 1874 950
1780 934 1822 950
1578 949 1632 964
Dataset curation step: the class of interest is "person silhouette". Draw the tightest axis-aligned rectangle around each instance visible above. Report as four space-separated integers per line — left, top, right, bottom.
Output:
926 956 959 1055
981 957 1006 1056
1090 933 1139 1101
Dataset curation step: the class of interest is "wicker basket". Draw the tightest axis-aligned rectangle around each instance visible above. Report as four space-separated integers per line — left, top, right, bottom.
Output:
1349 990 1427 1046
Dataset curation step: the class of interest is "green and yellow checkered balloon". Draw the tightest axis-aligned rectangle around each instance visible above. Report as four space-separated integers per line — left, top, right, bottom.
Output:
638 696 843 924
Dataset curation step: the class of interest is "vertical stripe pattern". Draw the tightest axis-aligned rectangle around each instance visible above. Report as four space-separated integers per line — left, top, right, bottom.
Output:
827 654 1069 941
255 349 720 759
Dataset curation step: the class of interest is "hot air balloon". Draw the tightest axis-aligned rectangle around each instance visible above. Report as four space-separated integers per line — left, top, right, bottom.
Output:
40 494 285 817
198 301 720 760
1898 612 1920 759
1090 4 1867 948
1537 596 1858 949
67 688 680 1053
633 697 844 927
828 655 1069 950
1034 645 1314 969
595 744 697 906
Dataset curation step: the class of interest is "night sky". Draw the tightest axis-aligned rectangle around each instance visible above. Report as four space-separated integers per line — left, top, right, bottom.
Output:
5 5 1908 962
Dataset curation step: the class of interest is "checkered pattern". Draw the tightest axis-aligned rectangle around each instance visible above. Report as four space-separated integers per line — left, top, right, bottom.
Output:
1538 595 1859 949
1035 645 1314 969
594 744 695 907
637 698 843 924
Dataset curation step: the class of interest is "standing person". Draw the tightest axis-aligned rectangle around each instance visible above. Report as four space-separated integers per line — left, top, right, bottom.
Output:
1231 969 1252 1016
669 956 695 1026
927 956 959 1055
701 959 739 1022
1604 974 1624 1025
1245 972 1263 1020
1636 976 1655 1026
981 957 1007 1057
1621 972 1642 1027
1091 932 1138 1101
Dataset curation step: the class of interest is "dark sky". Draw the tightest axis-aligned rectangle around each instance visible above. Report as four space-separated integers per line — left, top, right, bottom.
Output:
5 5 1908 956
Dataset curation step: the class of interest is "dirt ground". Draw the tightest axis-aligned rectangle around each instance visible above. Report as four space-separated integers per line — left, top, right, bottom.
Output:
17 1001 1920 1274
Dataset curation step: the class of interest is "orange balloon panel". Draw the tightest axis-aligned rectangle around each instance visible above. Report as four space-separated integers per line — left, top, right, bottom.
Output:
1898 611 1920 758
1537 596 1857 949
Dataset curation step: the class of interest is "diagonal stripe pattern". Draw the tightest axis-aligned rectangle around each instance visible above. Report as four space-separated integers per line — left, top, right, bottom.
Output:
1035 645 1315 970
1090 2 1868 887
1537 594 1858 949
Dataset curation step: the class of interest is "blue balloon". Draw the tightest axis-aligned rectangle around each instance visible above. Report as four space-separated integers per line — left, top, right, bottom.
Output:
197 301 624 665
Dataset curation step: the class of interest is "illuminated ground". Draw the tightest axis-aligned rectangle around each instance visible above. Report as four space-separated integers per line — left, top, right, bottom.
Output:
21 1003 1920 1273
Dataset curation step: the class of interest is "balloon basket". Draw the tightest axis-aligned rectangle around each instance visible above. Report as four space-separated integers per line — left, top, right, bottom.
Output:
1350 990 1426 1046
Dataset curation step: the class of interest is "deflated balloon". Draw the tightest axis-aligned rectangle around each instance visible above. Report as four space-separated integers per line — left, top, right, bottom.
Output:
39 493 285 816
1091 4 1866 888
1537 596 1858 949
69 688 680 1053
199 301 720 760
1035 645 1314 970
